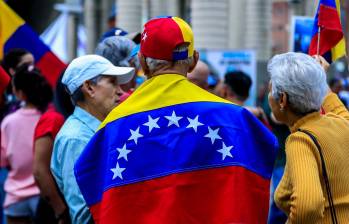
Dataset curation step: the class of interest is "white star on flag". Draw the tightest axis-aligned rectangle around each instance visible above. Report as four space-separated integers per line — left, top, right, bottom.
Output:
117 144 132 161
143 115 160 132
204 126 222 144
165 111 183 127
128 126 143 144
186 115 204 132
217 142 234 160
142 32 147 41
110 162 126 180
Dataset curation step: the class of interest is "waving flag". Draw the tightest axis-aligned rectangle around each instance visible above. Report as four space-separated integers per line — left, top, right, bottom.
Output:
75 74 278 224
0 1 66 86
308 0 346 62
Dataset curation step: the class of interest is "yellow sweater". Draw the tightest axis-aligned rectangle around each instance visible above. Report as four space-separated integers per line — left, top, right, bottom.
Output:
274 93 349 223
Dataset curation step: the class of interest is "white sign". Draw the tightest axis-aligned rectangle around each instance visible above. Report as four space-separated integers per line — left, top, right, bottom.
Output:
200 50 257 106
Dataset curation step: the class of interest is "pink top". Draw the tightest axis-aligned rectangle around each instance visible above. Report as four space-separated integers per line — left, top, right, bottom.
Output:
0 108 41 207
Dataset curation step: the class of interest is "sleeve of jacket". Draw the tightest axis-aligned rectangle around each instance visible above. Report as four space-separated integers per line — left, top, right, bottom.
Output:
322 92 349 121
284 132 326 223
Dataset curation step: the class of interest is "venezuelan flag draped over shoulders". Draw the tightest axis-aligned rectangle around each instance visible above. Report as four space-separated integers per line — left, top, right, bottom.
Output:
75 74 278 224
308 0 346 62
0 1 65 86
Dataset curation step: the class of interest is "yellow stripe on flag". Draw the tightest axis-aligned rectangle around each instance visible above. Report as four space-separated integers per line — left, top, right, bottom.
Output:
0 1 25 59
331 0 346 60
172 17 194 57
331 38 346 61
99 74 232 130
335 0 341 16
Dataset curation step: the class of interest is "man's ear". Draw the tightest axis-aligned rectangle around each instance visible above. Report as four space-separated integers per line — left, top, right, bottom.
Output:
188 50 199 73
81 80 96 98
138 52 150 76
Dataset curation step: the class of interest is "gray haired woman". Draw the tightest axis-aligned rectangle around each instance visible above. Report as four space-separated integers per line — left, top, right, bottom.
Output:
267 52 349 223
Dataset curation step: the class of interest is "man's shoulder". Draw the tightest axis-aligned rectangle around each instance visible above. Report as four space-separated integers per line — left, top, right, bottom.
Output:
52 124 90 162
57 116 82 134
54 116 92 145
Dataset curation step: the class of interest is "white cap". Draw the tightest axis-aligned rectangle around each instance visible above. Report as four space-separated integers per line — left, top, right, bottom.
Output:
62 54 135 94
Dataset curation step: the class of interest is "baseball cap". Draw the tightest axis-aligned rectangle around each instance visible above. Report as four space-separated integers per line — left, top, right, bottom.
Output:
62 55 135 94
100 27 128 41
140 16 194 61
95 36 136 67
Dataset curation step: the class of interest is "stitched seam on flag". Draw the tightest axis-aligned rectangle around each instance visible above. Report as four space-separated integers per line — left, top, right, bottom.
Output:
104 162 269 191
101 100 275 151
100 101 252 149
320 4 337 11
105 100 235 123
99 74 233 130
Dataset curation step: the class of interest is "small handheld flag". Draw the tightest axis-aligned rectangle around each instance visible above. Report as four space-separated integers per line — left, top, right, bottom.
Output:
308 0 346 62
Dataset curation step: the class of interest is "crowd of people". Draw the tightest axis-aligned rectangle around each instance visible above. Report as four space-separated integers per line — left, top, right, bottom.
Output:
0 16 348 224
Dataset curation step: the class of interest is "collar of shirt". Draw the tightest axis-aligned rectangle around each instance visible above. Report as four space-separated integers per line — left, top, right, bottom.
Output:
73 106 101 133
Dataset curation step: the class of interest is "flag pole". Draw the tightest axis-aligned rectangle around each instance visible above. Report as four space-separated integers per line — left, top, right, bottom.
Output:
317 26 321 56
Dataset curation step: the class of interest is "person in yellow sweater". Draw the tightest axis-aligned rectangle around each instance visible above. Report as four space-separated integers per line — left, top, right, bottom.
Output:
267 52 349 223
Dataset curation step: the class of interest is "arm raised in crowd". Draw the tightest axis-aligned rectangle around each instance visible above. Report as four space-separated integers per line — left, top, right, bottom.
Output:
314 55 349 120
322 92 349 121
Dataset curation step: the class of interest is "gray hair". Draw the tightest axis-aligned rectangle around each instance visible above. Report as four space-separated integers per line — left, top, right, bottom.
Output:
95 36 137 67
70 75 104 105
145 44 194 73
268 52 328 114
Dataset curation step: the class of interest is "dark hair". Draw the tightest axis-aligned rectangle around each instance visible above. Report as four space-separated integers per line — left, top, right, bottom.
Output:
1 48 31 74
54 70 74 118
224 71 252 101
12 67 53 112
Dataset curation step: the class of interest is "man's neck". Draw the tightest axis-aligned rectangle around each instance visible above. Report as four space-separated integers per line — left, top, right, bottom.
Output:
77 102 105 121
226 96 244 106
148 64 189 79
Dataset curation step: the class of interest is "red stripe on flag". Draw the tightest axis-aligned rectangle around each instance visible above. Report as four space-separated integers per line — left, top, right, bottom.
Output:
35 51 66 87
309 4 343 56
90 166 270 224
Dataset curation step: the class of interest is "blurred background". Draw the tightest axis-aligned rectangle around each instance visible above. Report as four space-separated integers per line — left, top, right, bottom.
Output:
4 0 349 103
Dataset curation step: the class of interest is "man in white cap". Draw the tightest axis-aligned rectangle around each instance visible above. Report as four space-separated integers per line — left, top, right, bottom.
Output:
50 55 134 223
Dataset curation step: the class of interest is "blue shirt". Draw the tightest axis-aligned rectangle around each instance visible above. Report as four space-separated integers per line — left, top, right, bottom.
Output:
51 106 100 224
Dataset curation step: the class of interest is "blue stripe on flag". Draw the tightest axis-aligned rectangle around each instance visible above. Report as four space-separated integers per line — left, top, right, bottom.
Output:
4 24 49 61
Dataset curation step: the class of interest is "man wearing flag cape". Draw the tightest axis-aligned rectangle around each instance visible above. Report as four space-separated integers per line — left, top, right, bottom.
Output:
75 16 278 223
